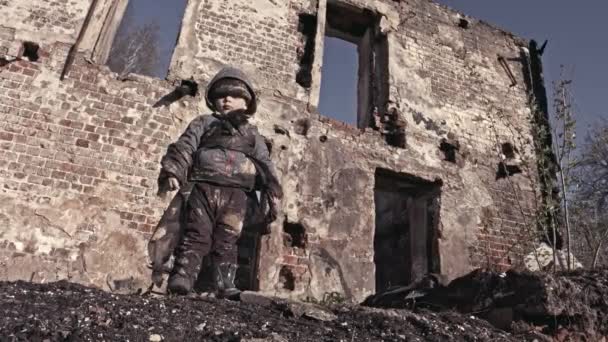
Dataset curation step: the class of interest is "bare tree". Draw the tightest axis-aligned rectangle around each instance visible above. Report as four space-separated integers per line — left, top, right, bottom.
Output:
107 4 161 78
551 75 577 270
571 121 608 268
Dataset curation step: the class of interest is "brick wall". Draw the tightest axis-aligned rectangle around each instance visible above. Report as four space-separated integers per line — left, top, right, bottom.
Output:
0 0 548 300
195 1 302 90
0 38 201 287
0 0 90 42
387 0 540 273
1 56 176 234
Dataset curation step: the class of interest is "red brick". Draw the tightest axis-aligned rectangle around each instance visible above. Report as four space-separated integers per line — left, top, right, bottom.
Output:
0 132 13 141
101 144 114 153
138 223 154 233
56 181 69 189
80 176 93 185
120 211 134 220
86 133 100 142
51 170 66 180
112 138 125 146
75 139 89 148
22 68 36 77
282 255 298 265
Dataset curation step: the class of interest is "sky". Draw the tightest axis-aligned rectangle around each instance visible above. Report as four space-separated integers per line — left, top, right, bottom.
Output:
318 37 359 125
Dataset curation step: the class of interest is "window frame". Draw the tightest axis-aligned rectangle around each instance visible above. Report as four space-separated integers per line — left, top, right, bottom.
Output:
314 1 389 130
79 0 130 65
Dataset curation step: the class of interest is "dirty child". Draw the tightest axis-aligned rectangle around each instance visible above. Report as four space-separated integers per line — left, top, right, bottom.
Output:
158 67 282 298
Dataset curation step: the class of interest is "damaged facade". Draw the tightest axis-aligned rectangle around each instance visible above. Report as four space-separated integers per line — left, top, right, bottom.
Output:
0 0 549 302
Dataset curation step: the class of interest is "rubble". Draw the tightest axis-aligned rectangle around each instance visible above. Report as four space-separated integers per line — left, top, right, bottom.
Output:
365 268 608 341
3 268 608 340
523 243 584 272
1 279 514 342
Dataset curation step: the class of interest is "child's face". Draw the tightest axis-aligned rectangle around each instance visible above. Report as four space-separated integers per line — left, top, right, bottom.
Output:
214 95 248 115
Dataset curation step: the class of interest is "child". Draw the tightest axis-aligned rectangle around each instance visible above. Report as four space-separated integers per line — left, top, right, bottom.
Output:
157 67 282 298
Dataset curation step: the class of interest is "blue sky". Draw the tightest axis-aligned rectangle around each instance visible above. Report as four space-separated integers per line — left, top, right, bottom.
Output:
318 37 359 125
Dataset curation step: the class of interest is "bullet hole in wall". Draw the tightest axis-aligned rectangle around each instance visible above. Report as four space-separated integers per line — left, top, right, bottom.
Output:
439 139 459 163
496 162 522 179
458 18 469 29
279 266 296 291
22 42 40 62
283 221 307 248
178 79 199 97
294 118 311 136
501 142 517 159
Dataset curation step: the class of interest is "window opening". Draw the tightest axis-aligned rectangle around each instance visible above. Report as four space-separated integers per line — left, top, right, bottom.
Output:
318 2 388 129
374 169 441 292
318 37 358 125
105 0 188 78
296 13 317 88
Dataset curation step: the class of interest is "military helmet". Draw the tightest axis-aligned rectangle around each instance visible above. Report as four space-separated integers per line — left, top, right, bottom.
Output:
205 67 257 115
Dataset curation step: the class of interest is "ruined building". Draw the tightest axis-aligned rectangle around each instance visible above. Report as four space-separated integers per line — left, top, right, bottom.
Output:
0 0 550 302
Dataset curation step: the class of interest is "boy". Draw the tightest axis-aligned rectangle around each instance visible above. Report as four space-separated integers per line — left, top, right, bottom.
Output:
157 67 282 298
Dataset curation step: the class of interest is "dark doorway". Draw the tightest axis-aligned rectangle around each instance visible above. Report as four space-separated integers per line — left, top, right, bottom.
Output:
373 169 441 292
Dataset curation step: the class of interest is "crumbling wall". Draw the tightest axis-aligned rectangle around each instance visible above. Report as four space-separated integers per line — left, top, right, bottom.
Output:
0 0 89 45
0 0 543 302
0 42 202 290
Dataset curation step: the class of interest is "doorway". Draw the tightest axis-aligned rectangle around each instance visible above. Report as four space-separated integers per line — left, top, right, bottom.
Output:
374 169 441 292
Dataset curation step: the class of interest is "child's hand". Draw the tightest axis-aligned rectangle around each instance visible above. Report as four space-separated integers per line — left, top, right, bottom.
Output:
168 177 180 191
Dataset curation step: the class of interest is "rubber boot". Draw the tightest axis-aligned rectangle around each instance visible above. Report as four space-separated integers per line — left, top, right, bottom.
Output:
214 263 241 300
168 253 202 295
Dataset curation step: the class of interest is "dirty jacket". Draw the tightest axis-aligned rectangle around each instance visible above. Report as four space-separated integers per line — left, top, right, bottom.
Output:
160 114 277 192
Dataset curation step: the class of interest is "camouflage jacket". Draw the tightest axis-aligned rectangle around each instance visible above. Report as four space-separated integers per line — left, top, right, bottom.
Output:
159 114 278 192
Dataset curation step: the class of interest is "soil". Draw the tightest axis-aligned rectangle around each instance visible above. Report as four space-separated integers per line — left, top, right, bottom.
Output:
0 280 514 342
2 268 606 341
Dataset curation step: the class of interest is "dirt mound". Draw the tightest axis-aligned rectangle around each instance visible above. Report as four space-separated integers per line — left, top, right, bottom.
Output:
365 269 608 341
3 269 605 341
0 280 515 342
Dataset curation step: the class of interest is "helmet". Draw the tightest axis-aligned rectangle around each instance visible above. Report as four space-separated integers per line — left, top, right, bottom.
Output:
205 67 258 115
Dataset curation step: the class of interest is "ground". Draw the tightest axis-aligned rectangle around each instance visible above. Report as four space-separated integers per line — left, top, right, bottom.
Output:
2 269 607 341
1 280 514 342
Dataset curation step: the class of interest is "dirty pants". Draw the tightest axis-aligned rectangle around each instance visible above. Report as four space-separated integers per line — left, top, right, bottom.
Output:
173 182 247 278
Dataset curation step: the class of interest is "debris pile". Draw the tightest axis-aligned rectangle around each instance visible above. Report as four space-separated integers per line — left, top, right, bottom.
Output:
365 269 608 341
1 280 512 341
1 268 607 341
